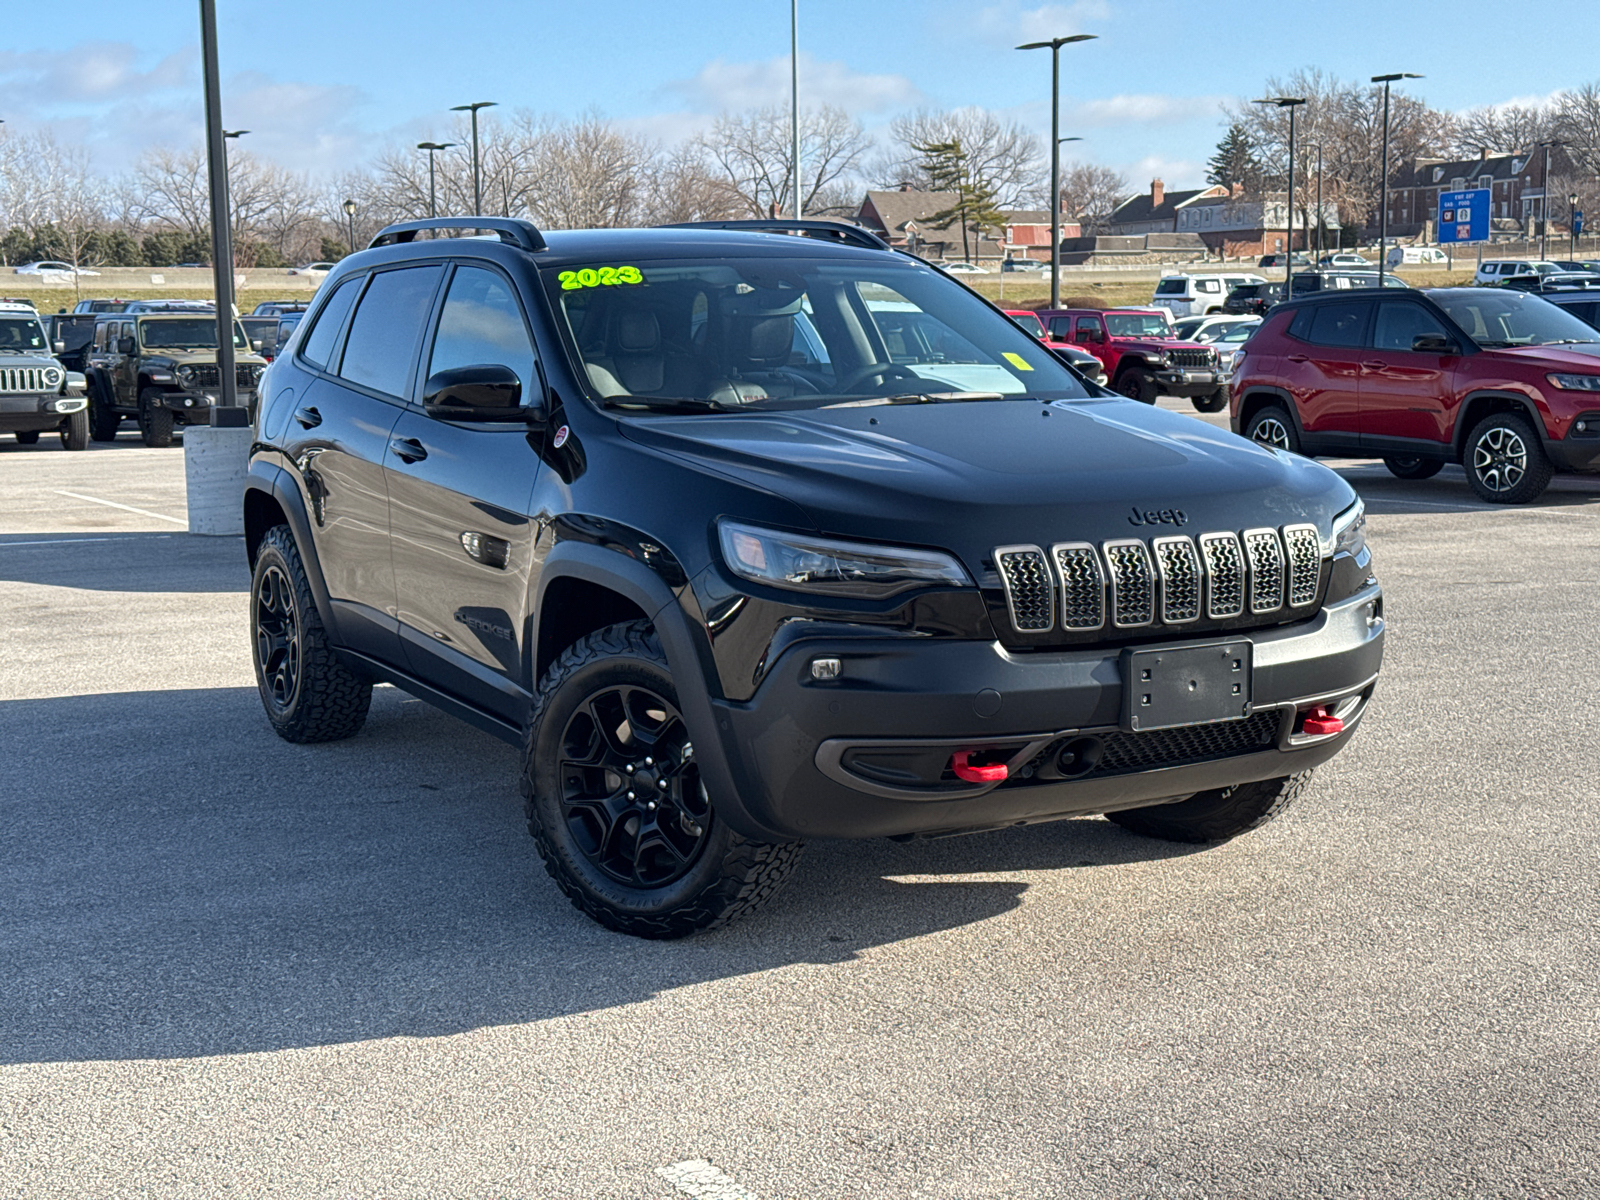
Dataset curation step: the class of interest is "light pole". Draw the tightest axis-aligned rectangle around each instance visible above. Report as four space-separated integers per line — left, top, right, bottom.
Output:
199 0 237 410
1571 192 1580 256
222 130 247 264
1255 97 1307 288
1055 136 1082 264
1371 72 1422 285
342 198 357 256
790 0 801 220
416 141 456 219
1308 142 1323 261
1018 33 1097 310
450 101 497 216
1534 141 1564 261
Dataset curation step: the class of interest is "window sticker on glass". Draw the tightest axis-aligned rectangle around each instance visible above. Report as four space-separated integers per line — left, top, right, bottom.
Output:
558 266 644 290
1002 352 1034 371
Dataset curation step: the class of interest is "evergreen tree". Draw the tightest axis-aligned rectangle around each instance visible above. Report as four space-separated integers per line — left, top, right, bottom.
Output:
914 138 1006 262
1207 124 1262 192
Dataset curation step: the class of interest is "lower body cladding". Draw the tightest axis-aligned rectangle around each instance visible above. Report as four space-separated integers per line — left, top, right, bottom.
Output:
0 392 86 433
705 583 1383 841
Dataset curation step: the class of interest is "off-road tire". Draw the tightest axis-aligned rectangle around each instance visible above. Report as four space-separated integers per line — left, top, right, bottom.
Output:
88 374 119 441
522 620 803 939
1116 367 1157 404
12 430 40 445
60 407 89 451
1106 772 1311 843
251 524 371 743
1192 387 1229 413
1463 411 1554 504
1383 455 1444 480
139 388 175 448
1245 403 1302 455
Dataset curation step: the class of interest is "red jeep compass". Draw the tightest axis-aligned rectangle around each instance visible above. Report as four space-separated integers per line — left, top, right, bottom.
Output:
1231 287 1600 503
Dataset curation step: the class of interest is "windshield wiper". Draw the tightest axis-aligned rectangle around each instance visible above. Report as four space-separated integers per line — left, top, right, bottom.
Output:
822 391 1006 408
1542 338 1595 345
602 396 736 414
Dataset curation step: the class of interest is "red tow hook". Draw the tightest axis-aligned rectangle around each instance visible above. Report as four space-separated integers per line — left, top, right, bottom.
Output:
951 751 1008 784
1301 705 1345 736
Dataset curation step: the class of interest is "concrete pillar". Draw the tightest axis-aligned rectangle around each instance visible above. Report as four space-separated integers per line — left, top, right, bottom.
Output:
184 424 251 535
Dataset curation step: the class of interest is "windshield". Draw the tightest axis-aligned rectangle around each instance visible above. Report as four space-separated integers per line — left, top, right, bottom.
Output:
1104 313 1171 338
544 256 1089 410
139 318 248 350
1434 291 1600 347
1008 312 1045 337
0 316 47 352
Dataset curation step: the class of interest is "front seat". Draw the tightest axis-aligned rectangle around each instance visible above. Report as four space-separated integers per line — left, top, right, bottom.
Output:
586 310 665 397
707 312 807 406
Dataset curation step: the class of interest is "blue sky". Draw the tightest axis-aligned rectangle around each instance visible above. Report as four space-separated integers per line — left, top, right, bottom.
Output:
1 0 1594 189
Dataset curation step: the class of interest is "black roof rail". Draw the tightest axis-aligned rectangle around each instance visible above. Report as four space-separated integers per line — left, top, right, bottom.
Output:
368 217 548 253
660 219 891 252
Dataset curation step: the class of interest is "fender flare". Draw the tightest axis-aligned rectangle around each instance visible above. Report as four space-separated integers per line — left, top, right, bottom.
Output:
1235 385 1307 441
532 540 784 842
243 459 336 637
1453 390 1551 459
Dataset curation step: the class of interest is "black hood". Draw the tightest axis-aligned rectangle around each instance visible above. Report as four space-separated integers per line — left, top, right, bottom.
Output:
619 398 1355 574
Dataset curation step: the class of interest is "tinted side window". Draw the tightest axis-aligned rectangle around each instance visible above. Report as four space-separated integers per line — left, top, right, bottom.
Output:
427 266 538 394
299 277 360 370
1305 302 1370 348
338 266 443 398
1373 302 1449 352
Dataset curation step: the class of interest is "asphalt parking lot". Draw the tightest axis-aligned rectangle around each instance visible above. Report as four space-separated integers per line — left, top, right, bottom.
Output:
3 418 1599 1199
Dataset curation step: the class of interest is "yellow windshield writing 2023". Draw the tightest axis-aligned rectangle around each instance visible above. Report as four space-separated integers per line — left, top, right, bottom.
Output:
558 266 644 290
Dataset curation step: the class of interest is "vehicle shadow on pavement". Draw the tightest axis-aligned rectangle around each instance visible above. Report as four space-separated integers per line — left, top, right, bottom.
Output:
0 684 1193 1066
0 533 248 593
1335 465 1600 515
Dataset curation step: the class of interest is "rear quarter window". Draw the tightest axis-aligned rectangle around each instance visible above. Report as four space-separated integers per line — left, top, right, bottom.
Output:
1155 279 1187 295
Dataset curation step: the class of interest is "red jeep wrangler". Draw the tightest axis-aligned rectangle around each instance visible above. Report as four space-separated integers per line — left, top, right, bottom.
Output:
1038 307 1227 411
1231 287 1600 503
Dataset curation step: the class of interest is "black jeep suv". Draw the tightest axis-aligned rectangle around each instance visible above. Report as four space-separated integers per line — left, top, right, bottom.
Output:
244 217 1385 938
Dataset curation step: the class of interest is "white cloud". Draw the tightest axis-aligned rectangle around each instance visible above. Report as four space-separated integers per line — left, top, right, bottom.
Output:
665 51 921 114
0 41 193 104
974 1 1110 45
1123 155 1207 189
1067 93 1233 128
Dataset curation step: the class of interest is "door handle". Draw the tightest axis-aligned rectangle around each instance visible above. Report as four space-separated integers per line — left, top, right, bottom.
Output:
1361 361 1387 371
293 405 321 429
389 436 428 463
1286 354 1308 363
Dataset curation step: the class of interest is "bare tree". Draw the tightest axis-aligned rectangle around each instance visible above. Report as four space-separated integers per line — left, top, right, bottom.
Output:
876 107 1044 209
1059 162 1127 233
698 105 871 218
1452 103 1550 156
520 114 652 228
638 143 745 225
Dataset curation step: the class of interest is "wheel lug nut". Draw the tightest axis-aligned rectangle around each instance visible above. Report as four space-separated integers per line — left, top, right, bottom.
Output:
658 778 668 789
627 791 635 800
644 756 654 766
625 764 635 774
647 801 657 810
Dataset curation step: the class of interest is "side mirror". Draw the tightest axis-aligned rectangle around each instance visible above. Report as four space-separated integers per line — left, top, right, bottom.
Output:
53 340 66 355
251 339 264 351
117 336 135 355
423 364 545 425
1412 334 1456 354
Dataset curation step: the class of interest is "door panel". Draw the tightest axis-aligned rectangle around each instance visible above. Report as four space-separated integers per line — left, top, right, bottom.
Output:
1281 300 1370 437
1359 301 1457 443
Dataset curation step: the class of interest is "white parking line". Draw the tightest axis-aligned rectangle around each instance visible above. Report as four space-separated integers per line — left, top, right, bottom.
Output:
2 535 176 548
53 490 187 526
656 1160 761 1199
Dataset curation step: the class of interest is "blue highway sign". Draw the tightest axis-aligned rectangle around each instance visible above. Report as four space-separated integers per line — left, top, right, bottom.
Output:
1438 188 1490 244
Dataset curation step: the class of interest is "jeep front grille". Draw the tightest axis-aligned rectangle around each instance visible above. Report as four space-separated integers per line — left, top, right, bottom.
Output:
1167 348 1217 369
0 367 47 394
994 546 1054 632
992 522 1325 636
1051 543 1105 629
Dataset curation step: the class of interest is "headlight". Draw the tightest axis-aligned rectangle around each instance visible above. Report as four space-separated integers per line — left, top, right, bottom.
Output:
1547 373 1600 391
719 521 971 599
175 365 196 384
44 367 62 386
1329 499 1367 560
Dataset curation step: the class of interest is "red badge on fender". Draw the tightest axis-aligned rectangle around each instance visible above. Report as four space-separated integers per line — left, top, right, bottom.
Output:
552 425 570 448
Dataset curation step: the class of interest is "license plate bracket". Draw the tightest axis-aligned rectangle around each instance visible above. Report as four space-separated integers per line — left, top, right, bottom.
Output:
1122 640 1253 732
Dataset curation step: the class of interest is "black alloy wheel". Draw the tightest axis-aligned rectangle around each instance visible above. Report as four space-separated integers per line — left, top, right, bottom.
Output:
1116 367 1155 403
557 682 710 888
1382 456 1444 480
254 562 301 714
1464 412 1553 504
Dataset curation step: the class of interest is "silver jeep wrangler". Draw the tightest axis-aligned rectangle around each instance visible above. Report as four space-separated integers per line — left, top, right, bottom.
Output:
0 302 88 450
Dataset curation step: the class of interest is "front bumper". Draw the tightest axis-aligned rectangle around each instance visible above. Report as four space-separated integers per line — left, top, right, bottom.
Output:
156 389 257 421
1547 420 1600 472
0 392 86 432
1154 368 1222 396
702 582 1384 840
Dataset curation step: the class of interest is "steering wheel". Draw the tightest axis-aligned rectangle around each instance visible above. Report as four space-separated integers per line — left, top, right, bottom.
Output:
835 361 922 394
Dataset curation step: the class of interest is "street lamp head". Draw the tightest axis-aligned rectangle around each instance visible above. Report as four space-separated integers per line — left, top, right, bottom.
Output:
222 129 249 139
1254 96 1307 108
1016 33 1096 50
1058 136 1083 144
1572 193 1580 204
451 101 498 114
417 141 457 151
342 198 357 217
1370 73 1423 83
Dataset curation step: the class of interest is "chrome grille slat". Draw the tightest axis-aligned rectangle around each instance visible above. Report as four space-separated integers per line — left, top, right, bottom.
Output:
1103 540 1155 628
1051 542 1105 630
1167 348 1216 370
1 367 45 394
995 545 1054 632
1152 536 1201 624
1282 524 1322 608
1198 532 1245 619
1242 528 1285 614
